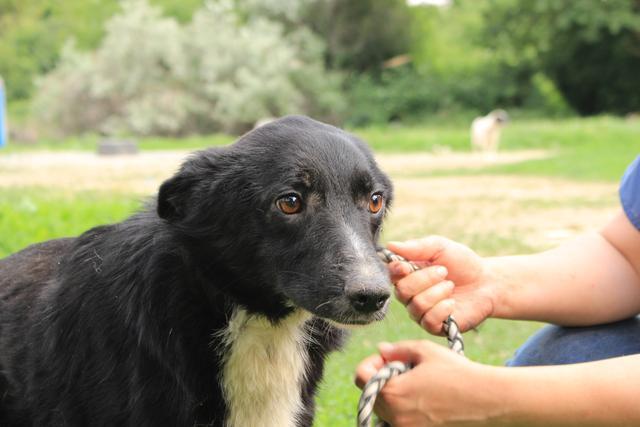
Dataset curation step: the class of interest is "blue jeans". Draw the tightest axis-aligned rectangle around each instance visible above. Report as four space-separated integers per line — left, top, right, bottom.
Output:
507 317 640 366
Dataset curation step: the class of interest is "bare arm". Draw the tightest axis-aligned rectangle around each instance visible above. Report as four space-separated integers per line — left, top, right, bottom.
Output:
488 353 640 426
491 211 640 325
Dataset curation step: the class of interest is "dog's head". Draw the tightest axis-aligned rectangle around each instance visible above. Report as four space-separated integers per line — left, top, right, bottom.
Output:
490 109 510 124
157 115 393 326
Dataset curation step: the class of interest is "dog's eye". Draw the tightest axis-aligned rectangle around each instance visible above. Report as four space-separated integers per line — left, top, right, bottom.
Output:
276 194 303 215
369 193 384 214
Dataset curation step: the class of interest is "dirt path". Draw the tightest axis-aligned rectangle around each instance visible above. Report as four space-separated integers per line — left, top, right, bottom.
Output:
0 151 189 194
389 175 617 251
0 150 618 252
0 149 552 193
376 149 551 175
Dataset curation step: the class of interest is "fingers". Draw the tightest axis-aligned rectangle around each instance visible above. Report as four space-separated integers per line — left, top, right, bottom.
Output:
388 235 449 264
394 265 449 304
405 280 454 321
408 282 455 335
377 340 441 365
354 353 385 389
419 299 455 335
388 261 413 283
355 340 438 389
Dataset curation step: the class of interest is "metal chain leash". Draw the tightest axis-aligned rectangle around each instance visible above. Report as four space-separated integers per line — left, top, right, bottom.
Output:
357 248 466 427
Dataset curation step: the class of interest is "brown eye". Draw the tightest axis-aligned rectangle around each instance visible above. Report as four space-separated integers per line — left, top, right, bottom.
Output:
369 193 384 213
277 194 303 215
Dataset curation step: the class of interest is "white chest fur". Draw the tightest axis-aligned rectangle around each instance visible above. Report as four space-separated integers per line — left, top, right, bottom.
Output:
219 309 312 427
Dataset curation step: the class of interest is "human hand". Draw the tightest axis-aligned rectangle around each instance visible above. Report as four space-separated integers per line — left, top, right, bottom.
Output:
387 236 496 333
355 340 494 426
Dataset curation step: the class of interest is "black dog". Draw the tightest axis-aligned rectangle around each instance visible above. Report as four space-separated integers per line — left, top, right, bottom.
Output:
0 115 393 426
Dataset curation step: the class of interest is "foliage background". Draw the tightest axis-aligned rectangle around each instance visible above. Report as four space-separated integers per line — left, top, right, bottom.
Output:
2 0 640 136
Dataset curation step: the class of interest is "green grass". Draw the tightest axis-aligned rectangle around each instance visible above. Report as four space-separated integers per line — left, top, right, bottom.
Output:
0 188 143 257
3 116 637 182
484 117 640 181
358 116 639 182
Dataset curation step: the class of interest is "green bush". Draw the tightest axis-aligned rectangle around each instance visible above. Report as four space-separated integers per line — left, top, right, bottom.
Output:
303 0 414 73
524 73 573 116
345 67 443 126
0 0 119 101
345 63 535 127
343 1 580 127
0 0 215 102
481 0 640 115
32 0 344 136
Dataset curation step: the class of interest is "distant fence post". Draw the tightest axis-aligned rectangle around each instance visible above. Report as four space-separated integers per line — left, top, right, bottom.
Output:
0 77 6 148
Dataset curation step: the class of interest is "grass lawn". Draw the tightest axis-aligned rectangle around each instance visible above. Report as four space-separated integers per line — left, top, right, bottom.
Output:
0 116 635 425
358 116 639 181
4 115 638 181
0 188 142 257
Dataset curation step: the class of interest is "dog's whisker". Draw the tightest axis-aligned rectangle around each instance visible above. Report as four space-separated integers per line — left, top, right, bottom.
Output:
314 296 341 311
314 300 332 311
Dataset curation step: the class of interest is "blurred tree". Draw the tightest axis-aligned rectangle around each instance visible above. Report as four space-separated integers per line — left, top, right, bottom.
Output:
6 0 638 129
33 0 344 136
483 0 640 114
0 0 202 101
0 0 118 99
410 1 520 110
233 0 314 24
151 0 202 22
303 0 414 72
409 0 573 115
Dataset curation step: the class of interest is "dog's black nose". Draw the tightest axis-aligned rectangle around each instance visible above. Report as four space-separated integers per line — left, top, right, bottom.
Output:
348 290 390 314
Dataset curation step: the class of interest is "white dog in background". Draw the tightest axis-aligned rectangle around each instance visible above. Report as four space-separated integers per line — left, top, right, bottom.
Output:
470 109 509 154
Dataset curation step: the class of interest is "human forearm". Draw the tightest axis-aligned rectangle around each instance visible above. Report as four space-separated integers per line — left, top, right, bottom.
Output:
485 231 640 325
484 354 640 426
386 213 640 332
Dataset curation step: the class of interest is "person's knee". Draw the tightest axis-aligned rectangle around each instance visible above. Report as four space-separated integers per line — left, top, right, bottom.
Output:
507 324 568 366
507 317 640 367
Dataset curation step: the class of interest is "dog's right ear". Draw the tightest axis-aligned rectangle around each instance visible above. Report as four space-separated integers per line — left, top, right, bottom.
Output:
157 147 232 222
157 172 196 221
